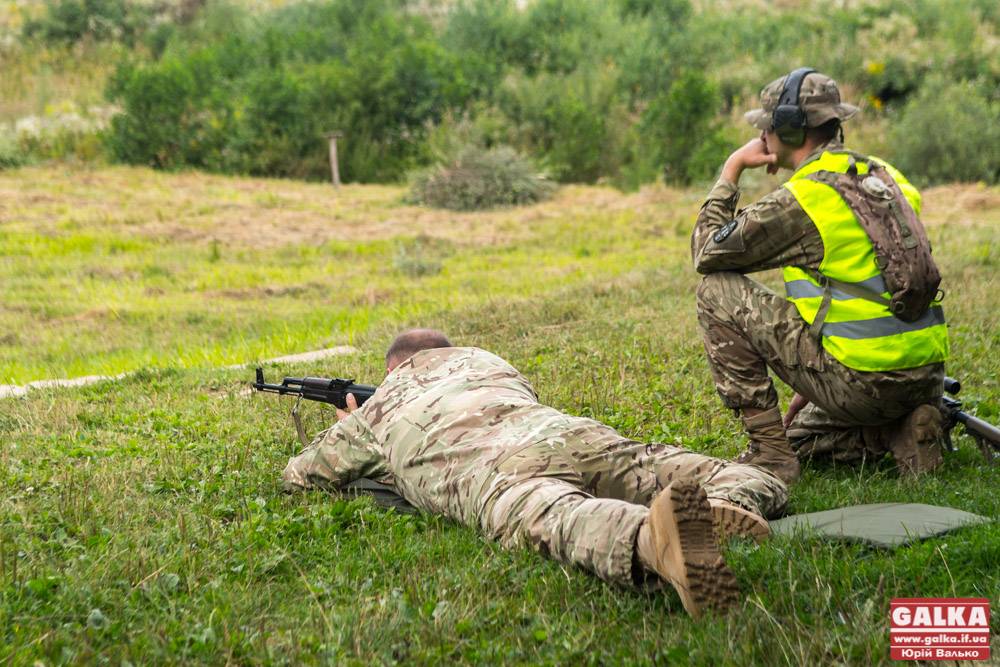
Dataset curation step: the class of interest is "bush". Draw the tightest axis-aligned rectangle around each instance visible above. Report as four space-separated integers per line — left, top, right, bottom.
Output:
498 66 626 183
93 0 1000 187
0 133 29 170
407 145 555 211
105 53 232 169
23 0 147 44
890 79 1000 185
634 71 735 185
392 236 453 277
1 103 113 167
106 1 475 181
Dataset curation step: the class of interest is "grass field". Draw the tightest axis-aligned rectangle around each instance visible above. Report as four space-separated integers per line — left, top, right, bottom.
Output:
1 166 998 664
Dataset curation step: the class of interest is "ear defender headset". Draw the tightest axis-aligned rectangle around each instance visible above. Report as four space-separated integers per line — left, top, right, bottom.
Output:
770 67 815 147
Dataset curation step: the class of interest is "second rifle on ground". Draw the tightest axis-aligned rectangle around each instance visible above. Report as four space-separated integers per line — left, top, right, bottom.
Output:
942 376 1000 464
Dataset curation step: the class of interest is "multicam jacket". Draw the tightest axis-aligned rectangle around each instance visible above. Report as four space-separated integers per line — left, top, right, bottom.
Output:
282 347 594 525
690 142 840 274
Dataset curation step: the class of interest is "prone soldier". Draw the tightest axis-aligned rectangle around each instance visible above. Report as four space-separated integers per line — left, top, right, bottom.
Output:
283 329 789 617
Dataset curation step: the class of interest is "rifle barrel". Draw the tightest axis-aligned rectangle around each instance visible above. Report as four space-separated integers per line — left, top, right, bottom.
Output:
940 379 999 462
955 411 1000 445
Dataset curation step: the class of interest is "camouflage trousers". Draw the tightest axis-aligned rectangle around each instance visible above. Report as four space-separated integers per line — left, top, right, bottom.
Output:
695 271 943 461
476 414 788 587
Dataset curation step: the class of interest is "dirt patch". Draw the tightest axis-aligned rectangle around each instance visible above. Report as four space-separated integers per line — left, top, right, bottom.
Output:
922 184 1000 226
352 287 396 307
8 166 994 250
51 307 118 324
0 166 703 250
203 284 320 300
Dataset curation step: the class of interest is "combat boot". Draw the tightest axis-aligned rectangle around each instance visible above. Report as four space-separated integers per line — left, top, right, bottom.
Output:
888 403 944 477
735 407 801 485
708 500 770 543
636 481 740 617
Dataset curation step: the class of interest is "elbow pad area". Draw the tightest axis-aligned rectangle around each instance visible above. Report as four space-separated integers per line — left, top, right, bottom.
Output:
705 219 746 254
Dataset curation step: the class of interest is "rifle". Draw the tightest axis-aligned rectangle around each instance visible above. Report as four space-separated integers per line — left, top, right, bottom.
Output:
252 368 413 509
942 376 1000 463
252 367 377 447
252 367 376 409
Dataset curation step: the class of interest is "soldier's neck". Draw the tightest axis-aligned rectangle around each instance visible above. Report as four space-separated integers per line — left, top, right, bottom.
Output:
791 139 842 171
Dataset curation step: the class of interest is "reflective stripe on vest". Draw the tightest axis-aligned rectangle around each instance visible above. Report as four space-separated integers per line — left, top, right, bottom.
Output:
782 150 949 372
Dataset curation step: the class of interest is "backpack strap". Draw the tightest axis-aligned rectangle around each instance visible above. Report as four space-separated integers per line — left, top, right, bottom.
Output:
806 272 834 340
800 152 942 324
802 167 897 316
802 268 894 339
803 265 891 309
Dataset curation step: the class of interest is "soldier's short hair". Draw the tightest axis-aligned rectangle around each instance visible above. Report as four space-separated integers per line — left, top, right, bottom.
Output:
806 118 842 145
386 328 453 367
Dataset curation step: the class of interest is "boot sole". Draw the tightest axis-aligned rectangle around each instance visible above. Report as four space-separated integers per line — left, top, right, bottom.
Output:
648 481 740 617
709 501 770 544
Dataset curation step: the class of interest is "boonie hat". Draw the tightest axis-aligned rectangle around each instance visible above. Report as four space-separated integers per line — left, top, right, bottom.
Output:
745 71 859 130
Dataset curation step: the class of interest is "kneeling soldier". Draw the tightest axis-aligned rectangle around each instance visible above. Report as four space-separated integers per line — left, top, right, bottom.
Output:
691 69 949 483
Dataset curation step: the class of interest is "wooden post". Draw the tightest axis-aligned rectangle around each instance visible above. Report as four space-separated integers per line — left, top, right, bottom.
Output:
326 131 342 187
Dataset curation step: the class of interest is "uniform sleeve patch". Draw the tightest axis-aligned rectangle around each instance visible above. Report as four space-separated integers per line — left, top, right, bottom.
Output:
713 219 739 243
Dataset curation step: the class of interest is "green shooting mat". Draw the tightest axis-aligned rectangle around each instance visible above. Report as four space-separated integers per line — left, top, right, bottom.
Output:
769 503 992 548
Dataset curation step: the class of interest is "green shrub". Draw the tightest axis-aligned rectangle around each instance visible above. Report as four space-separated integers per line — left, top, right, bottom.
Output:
635 71 735 185
2 104 113 166
498 66 626 183
0 133 29 170
106 0 475 181
392 236 453 277
105 53 232 169
442 0 523 97
17 125 106 163
94 0 1000 187
513 0 623 75
407 145 555 211
890 79 1000 185
226 65 329 179
23 0 148 44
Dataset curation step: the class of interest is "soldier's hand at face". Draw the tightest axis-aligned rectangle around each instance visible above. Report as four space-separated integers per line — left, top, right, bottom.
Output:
336 392 358 422
732 138 778 170
722 138 778 183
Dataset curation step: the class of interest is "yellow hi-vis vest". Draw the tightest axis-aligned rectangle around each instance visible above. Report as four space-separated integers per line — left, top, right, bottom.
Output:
782 150 949 372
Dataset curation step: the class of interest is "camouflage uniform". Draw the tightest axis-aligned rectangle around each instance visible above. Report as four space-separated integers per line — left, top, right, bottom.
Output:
691 141 944 462
283 347 788 587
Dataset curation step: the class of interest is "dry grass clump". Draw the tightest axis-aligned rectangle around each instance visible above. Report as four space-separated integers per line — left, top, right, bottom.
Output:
408 146 555 211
